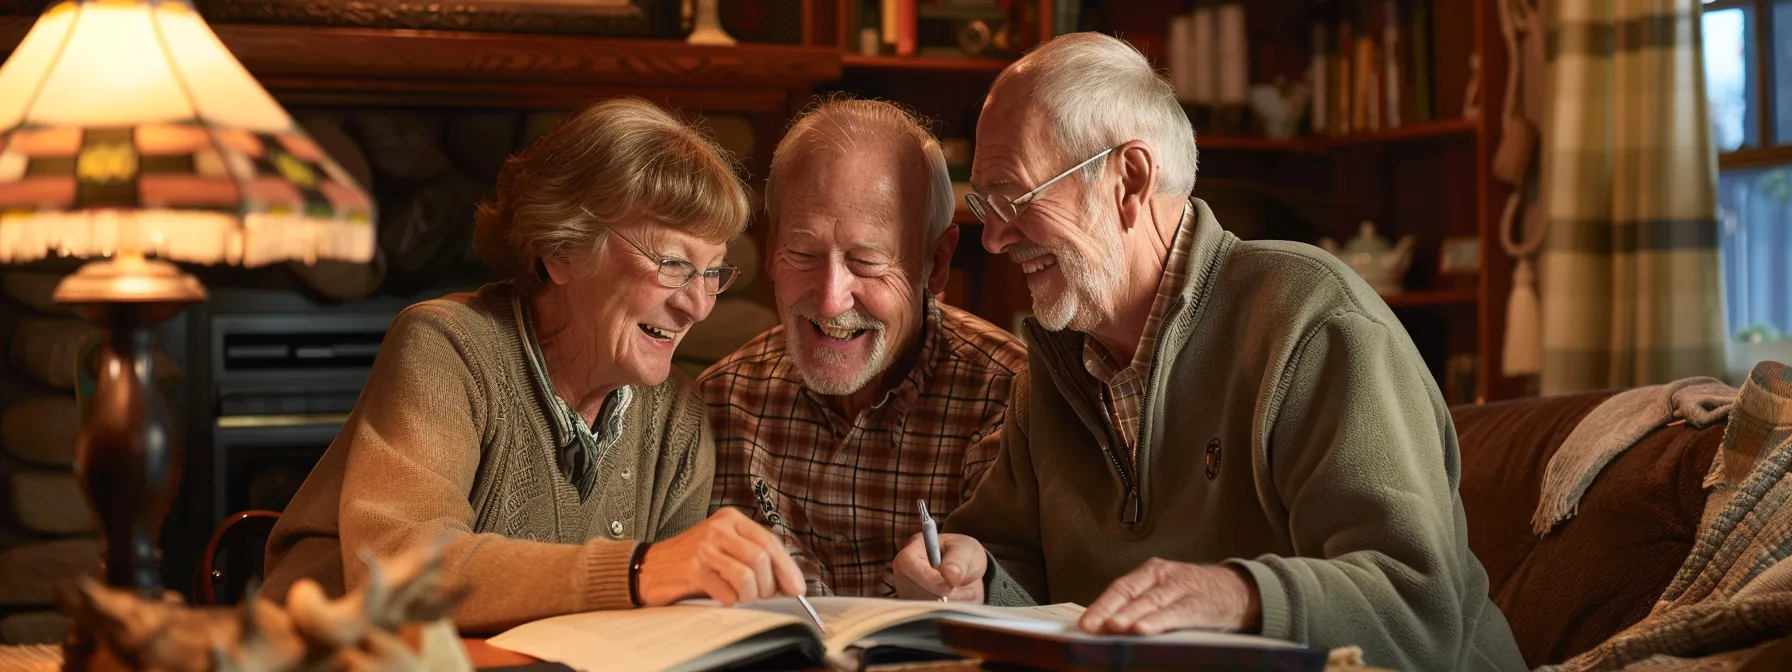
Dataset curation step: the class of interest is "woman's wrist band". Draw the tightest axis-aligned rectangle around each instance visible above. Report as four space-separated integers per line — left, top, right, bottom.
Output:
628 541 653 607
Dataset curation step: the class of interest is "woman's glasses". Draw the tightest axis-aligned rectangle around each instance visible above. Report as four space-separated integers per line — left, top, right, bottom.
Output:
607 227 739 295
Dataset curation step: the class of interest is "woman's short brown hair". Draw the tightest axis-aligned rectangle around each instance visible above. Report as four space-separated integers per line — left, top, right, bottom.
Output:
475 97 751 294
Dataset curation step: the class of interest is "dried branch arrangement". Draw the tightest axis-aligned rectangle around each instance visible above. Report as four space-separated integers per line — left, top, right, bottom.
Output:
57 538 472 672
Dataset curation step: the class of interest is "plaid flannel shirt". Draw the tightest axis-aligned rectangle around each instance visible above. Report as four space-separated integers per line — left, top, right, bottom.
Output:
1084 202 1194 456
699 299 1027 597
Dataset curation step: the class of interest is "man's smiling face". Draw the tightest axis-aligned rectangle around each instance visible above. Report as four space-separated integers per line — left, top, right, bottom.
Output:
769 138 933 396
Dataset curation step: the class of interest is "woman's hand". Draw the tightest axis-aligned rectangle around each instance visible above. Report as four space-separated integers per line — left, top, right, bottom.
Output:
636 507 806 606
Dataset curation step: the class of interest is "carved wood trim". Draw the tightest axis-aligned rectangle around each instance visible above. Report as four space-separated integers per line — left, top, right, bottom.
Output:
0 17 842 96
216 24 841 85
258 76 799 112
195 0 653 37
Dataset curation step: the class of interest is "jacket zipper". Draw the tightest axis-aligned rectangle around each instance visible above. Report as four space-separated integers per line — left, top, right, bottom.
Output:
1100 396 1142 525
1101 385 1143 525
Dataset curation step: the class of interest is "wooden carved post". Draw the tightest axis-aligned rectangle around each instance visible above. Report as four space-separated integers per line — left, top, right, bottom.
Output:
72 300 189 598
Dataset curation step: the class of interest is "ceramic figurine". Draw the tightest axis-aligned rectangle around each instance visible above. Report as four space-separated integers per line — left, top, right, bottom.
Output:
1250 76 1312 140
1319 222 1415 296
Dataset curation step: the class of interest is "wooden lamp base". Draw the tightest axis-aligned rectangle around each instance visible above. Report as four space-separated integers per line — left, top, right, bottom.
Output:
53 256 204 670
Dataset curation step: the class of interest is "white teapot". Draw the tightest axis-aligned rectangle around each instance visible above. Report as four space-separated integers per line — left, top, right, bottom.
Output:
1318 221 1415 296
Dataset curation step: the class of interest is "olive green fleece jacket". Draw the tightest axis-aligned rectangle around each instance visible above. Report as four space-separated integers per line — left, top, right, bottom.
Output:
261 283 714 634
945 199 1525 672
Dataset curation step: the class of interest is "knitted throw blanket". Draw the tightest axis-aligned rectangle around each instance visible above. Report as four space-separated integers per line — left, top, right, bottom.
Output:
1533 377 1738 536
1541 361 1792 672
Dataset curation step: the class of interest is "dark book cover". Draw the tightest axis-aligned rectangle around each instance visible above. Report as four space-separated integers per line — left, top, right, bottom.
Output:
937 620 1329 672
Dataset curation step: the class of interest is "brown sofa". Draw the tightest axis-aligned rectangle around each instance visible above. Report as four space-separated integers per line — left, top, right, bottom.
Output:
1453 389 1726 668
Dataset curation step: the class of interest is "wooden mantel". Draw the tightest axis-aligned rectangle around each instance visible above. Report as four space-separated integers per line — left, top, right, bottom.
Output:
0 17 843 110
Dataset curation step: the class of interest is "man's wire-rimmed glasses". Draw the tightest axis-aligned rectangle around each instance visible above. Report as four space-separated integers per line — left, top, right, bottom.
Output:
963 146 1118 225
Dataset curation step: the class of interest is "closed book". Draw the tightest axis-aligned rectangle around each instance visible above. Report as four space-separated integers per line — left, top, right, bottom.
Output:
938 618 1328 672
896 0 917 56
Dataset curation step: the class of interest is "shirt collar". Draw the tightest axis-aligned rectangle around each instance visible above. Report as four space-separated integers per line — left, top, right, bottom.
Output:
511 286 630 498
1083 200 1195 382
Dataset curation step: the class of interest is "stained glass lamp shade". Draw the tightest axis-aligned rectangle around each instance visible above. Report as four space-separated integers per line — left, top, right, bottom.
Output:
0 0 376 601
0 0 376 290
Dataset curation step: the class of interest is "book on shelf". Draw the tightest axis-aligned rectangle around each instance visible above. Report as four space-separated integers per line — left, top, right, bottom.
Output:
1383 0 1402 129
1307 0 1438 138
485 596 1326 672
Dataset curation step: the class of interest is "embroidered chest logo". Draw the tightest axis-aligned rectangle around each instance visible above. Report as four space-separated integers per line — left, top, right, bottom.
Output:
753 479 783 526
1205 438 1222 480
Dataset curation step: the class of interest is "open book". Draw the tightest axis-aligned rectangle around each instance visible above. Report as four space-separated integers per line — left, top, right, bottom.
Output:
486 597 1324 672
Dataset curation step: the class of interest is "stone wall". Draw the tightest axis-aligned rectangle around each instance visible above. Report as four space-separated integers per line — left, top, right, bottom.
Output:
0 271 99 645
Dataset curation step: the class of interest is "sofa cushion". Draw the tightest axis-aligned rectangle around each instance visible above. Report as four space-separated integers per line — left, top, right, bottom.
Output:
1452 390 1724 668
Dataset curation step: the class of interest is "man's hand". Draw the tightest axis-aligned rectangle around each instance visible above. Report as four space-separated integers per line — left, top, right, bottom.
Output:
891 532 987 603
1078 558 1262 635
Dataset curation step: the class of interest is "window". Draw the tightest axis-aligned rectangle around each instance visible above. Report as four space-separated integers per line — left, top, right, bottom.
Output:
1717 168 1792 339
1704 0 1792 342
1704 4 1755 151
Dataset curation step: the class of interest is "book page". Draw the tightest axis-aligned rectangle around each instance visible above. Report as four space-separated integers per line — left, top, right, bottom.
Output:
740 598 1096 654
740 597 953 652
486 605 808 672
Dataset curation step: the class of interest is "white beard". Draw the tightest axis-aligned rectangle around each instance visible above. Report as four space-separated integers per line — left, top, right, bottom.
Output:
1028 194 1124 333
784 299 891 396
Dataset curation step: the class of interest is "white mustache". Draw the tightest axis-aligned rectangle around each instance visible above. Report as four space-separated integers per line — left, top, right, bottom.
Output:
791 300 884 333
1008 244 1053 264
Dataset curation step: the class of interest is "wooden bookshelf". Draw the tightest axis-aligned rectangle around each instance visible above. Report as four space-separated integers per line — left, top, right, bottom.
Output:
1324 117 1482 148
1383 289 1479 308
1199 117 1480 153
818 1 1519 401
1196 135 1310 152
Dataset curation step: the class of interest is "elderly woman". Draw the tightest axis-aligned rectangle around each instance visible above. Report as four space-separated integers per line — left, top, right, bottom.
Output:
262 98 805 633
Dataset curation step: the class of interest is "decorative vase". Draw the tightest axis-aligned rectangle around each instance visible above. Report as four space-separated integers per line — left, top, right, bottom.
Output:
687 0 736 46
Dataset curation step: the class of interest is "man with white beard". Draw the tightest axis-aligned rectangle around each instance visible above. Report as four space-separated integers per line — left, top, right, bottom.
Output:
889 33 1526 672
699 98 1026 597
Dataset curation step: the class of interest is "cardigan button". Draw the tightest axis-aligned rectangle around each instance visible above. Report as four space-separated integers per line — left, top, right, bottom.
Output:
609 520 624 537
620 467 632 480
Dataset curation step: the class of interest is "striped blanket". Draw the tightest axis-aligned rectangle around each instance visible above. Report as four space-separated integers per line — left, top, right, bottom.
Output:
1542 361 1792 671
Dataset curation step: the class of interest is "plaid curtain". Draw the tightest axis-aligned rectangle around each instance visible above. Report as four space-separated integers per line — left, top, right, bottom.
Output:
1538 0 1727 396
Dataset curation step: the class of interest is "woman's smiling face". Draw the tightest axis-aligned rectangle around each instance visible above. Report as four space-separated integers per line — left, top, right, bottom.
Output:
543 217 729 387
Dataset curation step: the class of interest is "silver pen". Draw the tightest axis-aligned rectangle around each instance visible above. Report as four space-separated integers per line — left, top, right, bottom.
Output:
918 499 947 603
795 594 827 634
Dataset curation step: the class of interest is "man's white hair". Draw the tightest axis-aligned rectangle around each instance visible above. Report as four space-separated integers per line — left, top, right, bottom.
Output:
999 32 1198 195
766 97 954 245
